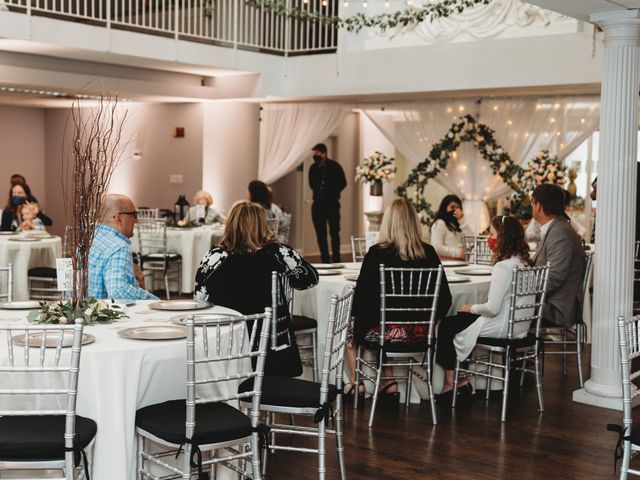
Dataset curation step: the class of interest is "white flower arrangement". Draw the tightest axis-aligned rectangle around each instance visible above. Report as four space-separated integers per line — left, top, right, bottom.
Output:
355 151 397 184
518 150 566 195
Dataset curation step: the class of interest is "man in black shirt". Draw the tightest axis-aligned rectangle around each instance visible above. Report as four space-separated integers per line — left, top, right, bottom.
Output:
309 143 347 263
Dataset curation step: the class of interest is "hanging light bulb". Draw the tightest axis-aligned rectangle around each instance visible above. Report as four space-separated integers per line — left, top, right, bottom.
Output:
343 0 348 6
362 0 367 7
384 0 389 6
322 0 327 5
406 0 412 5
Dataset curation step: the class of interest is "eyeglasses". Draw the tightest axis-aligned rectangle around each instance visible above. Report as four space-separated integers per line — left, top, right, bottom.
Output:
118 211 138 218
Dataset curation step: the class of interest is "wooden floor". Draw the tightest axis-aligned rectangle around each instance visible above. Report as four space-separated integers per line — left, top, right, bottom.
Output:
265 349 625 479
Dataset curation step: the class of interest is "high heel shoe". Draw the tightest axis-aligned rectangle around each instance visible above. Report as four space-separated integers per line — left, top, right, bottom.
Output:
376 381 400 407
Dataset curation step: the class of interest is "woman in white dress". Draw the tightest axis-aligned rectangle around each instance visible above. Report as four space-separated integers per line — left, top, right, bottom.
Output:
435 215 534 395
430 194 473 260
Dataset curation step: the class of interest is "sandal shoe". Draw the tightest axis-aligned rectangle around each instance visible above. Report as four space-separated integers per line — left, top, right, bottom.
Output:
377 381 400 406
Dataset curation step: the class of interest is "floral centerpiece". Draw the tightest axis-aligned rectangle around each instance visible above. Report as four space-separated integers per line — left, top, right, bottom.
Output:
27 298 126 325
169 220 200 228
355 151 396 196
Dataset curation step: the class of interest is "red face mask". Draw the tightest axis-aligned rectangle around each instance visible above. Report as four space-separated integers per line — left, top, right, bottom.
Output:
487 236 497 251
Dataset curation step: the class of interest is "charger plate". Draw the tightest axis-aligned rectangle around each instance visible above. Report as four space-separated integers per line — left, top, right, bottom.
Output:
118 325 186 340
8 238 40 242
445 274 471 283
13 332 95 348
170 312 241 326
441 260 468 268
317 270 342 276
0 301 41 310
148 300 211 311
312 263 345 269
453 267 493 276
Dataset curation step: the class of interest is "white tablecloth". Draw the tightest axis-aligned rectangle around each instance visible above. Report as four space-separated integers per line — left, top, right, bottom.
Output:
0 234 62 301
131 226 224 294
0 300 244 480
292 262 492 397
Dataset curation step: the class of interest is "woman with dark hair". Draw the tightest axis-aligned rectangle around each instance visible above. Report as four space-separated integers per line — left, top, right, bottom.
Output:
430 194 473 260
248 180 288 241
1 182 52 231
436 215 534 394
194 201 318 376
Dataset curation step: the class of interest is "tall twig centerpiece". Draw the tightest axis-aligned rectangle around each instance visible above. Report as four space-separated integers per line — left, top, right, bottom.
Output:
62 95 129 306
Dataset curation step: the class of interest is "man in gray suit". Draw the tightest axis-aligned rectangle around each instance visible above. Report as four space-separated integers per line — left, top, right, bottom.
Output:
532 184 585 327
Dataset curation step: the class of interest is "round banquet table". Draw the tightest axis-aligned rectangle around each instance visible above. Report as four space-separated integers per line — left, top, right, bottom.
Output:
292 262 492 399
0 301 245 480
0 233 62 301
131 225 225 294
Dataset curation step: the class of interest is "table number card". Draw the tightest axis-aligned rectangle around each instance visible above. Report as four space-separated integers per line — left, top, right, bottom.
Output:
195 204 206 220
56 258 73 291
365 231 379 252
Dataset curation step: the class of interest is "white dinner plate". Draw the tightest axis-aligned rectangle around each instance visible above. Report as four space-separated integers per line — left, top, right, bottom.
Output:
0 231 16 235
148 300 211 311
343 273 359 282
8 237 40 242
118 325 187 340
170 312 241 326
441 260 468 268
0 301 41 310
446 274 471 283
312 263 345 269
25 232 52 238
13 332 95 348
317 269 342 276
453 267 493 276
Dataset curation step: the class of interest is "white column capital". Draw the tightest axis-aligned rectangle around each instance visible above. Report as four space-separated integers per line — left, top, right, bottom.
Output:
592 10 640 48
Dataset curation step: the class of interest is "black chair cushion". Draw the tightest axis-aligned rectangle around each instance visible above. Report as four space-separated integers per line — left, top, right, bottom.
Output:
238 376 337 408
292 315 317 332
0 415 96 461
135 399 251 446
27 267 57 279
630 426 640 445
360 338 432 353
476 333 536 349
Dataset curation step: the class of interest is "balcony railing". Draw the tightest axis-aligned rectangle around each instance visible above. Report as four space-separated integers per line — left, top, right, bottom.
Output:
4 0 338 55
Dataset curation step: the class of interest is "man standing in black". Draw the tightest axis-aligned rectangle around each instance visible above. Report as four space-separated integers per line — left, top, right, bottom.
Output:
309 143 347 263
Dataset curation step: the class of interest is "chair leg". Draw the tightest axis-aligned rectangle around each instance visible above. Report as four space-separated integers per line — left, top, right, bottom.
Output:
164 273 171 300
136 434 144 480
621 438 631 480
367 351 384 428
335 396 347 480
354 347 362 410
562 329 568 376
500 349 511 423
426 351 437 425
535 346 545 413
452 357 461 408
405 365 413 408
486 351 493 403
251 431 262 480
576 323 585 389
318 417 327 480
520 356 527 388
182 443 191 480
312 330 319 383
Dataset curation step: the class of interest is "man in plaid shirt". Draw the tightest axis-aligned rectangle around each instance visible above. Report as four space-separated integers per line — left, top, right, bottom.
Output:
88 194 158 300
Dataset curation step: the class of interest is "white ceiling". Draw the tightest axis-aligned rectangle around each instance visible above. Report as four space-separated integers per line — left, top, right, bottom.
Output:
527 0 640 22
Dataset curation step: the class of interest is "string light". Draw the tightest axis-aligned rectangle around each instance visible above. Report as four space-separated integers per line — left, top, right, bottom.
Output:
550 117 556 123
385 0 389 6
581 118 586 124
322 0 327 5
493 105 498 111
362 0 367 7
446 107 453 113
458 105 464 112
506 120 512 125
406 0 412 5
343 0 348 6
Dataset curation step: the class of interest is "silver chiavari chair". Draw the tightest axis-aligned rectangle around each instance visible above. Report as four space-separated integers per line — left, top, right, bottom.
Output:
462 235 476 263
278 213 292 244
453 263 550 422
350 236 367 263
136 208 160 220
355 265 444 426
270 271 319 382
135 309 272 480
0 318 96 479
238 288 354 480
136 218 181 299
474 235 493 266
540 251 593 388
610 314 640 479
28 226 76 301
0 263 13 302
634 241 640 315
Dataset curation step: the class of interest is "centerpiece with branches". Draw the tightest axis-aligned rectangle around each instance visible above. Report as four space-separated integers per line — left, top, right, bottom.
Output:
355 151 397 196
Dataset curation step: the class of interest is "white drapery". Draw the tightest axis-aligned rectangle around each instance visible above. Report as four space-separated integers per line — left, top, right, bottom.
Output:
258 103 351 184
362 96 600 233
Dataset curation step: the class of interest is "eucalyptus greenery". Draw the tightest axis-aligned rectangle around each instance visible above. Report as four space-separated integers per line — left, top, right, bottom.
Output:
243 0 490 33
27 298 126 326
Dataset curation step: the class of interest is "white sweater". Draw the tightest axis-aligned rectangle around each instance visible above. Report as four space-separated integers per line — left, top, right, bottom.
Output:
453 256 534 360
430 219 473 259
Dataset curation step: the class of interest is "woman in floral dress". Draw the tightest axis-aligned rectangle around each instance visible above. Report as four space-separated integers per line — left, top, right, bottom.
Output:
194 201 318 377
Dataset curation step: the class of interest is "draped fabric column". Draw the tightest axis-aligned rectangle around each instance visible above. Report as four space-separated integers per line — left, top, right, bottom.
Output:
258 103 351 184
362 96 600 233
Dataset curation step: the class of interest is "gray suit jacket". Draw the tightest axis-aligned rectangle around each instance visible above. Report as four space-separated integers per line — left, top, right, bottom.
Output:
534 218 585 327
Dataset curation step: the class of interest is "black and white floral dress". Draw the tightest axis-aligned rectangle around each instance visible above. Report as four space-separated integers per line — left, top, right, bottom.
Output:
194 242 319 376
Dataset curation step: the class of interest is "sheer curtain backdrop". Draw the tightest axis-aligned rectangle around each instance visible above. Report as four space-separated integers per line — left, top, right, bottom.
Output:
362 96 600 232
258 103 351 184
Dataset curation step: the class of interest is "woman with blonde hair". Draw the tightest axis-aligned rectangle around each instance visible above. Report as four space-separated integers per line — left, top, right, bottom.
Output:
194 201 318 376
182 190 227 224
344 198 452 402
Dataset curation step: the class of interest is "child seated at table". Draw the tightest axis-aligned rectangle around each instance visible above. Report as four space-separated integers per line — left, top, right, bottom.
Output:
16 203 46 232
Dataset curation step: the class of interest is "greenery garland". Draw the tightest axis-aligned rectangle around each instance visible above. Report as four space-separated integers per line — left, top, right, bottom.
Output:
396 114 523 225
243 0 490 33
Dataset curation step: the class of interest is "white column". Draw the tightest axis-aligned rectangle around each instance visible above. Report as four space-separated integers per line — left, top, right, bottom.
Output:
574 10 640 409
